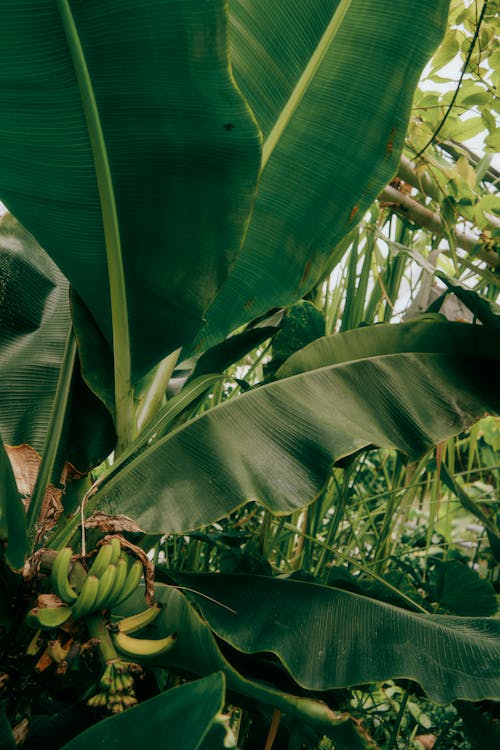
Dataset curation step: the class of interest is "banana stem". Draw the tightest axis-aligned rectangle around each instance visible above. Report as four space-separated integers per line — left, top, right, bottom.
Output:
57 0 136 454
86 613 120 663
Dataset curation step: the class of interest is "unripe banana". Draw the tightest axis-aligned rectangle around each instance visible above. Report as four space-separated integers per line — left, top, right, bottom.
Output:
87 543 113 578
114 603 162 635
70 575 100 620
112 670 126 694
93 564 117 611
105 555 129 608
109 537 122 564
88 691 107 708
120 693 138 708
110 560 143 609
107 693 123 713
100 661 115 690
51 547 78 604
30 605 73 630
112 631 177 659
116 670 134 692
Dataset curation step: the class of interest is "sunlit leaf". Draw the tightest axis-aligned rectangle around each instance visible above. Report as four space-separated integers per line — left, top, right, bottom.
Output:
196 0 450 350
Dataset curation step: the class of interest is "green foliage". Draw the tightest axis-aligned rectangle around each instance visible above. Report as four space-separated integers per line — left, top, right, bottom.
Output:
0 1 498 749
61 673 228 750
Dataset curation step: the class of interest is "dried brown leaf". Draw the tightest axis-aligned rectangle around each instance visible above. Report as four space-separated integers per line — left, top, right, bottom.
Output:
37 593 65 609
415 735 437 750
5 444 40 497
104 534 154 605
85 511 144 535
12 718 29 746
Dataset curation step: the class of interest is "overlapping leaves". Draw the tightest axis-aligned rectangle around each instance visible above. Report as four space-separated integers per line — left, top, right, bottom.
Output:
0 0 261 380
96 320 499 534
157 573 500 704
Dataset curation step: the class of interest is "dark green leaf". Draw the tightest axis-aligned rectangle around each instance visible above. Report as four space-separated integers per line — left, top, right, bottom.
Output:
96 323 499 534
0 708 15 750
167 572 500 704
61 673 226 750
0 214 115 470
0 213 69 452
0 1 261 380
432 559 498 616
126 585 380 749
456 701 500 750
0 435 27 572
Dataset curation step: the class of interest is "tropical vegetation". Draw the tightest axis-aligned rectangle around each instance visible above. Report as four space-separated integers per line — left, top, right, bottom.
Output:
0 1 499 749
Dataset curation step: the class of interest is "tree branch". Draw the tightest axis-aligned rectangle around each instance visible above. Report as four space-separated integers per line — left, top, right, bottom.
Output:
378 184 499 269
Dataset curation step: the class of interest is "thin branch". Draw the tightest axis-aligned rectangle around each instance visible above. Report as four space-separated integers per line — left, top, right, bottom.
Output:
413 0 488 160
379 184 499 268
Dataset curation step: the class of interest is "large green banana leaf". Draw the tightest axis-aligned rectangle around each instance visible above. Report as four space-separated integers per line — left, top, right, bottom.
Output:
0 214 68 451
61 673 227 750
0 213 114 469
195 0 451 351
124 585 381 749
276 316 496 377
95 321 499 534
157 573 500 705
0 1 261 380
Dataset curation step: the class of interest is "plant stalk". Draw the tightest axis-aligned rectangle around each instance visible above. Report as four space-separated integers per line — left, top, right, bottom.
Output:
86 613 120 663
57 0 136 454
137 348 181 431
386 683 412 750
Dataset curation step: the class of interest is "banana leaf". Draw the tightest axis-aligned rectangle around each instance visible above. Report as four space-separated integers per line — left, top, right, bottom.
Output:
0 434 27 570
196 0 451 351
95 322 499 534
124 585 380 749
0 213 68 452
159 573 500 704
0 1 261 380
61 673 227 750
0 213 114 470
276 317 497 377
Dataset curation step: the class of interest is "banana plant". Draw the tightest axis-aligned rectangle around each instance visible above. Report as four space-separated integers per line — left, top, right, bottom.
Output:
1 1 499 748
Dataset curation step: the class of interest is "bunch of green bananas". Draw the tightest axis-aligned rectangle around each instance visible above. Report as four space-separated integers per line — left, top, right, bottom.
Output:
26 540 178 714
87 607 177 712
53 539 143 619
108 602 177 658
87 660 139 713
26 539 142 628
26 541 178 660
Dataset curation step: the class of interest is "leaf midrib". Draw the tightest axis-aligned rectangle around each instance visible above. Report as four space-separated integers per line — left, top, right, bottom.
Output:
261 0 352 168
56 0 135 452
